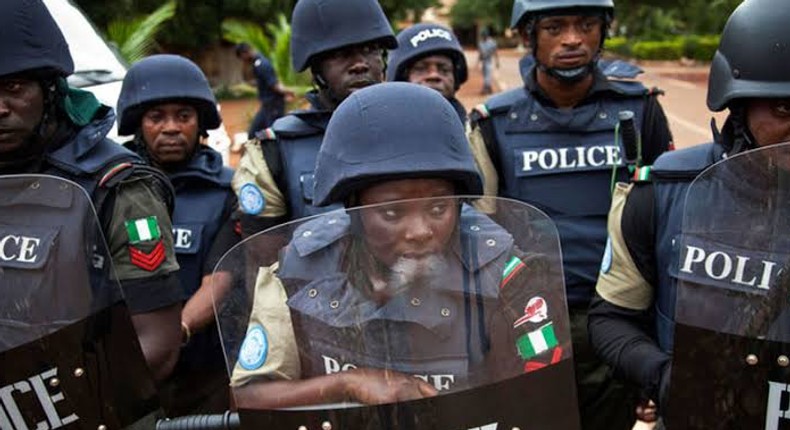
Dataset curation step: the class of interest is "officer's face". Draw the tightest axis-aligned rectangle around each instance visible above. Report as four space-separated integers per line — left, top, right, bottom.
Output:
746 99 790 147
407 55 456 99
0 76 45 155
318 42 385 101
529 15 602 71
358 178 458 270
141 103 199 167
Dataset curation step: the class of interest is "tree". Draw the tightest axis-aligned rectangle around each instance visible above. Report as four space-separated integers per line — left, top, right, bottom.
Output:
105 1 176 64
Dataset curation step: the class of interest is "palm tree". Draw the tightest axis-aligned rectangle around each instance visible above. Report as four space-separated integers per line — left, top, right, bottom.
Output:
106 1 176 64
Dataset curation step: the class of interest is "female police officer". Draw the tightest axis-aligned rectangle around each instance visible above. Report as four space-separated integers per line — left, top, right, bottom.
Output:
227 83 572 411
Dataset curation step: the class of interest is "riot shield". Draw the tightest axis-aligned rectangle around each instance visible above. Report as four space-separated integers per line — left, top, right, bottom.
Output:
667 142 790 428
214 196 579 430
0 175 158 429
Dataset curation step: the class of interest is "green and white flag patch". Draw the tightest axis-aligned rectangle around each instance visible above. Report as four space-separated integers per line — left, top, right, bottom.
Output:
125 216 161 244
516 322 558 360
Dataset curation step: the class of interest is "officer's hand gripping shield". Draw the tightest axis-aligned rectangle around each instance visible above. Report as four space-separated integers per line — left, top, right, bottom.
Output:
213 196 580 430
0 175 158 429
667 142 790 428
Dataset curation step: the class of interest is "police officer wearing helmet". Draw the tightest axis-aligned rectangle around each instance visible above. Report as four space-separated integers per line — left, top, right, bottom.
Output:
229 83 571 409
117 54 240 414
388 23 469 123
0 0 183 382
589 0 790 424
232 0 396 235
469 0 675 427
388 22 499 213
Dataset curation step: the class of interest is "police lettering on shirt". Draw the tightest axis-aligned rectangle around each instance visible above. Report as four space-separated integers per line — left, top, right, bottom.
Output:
171 225 202 254
0 226 56 270
676 236 783 292
518 145 623 176
410 28 452 48
321 355 456 391
0 368 78 430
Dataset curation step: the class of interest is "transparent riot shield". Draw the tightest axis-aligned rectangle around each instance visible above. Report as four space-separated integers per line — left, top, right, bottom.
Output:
0 175 158 429
667 142 790 428
214 197 579 430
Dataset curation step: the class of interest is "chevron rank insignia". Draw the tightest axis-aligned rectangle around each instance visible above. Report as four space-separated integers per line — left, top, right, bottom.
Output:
129 240 166 271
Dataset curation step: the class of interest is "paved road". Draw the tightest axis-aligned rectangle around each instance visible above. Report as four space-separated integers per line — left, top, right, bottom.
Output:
458 49 727 150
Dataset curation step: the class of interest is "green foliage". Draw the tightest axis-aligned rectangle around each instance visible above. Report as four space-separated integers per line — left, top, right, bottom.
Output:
604 36 631 57
682 35 720 62
450 0 511 33
106 1 176 63
380 0 440 25
631 39 684 60
222 16 312 95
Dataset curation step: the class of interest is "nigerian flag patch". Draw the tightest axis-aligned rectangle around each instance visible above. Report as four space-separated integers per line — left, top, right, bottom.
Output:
125 216 161 244
516 322 558 360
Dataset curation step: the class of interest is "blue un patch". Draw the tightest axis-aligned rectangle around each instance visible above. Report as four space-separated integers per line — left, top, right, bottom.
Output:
238 324 269 370
239 183 265 215
600 237 613 274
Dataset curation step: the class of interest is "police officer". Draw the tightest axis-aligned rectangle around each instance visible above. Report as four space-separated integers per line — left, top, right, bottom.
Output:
232 0 397 235
388 23 469 124
589 0 790 423
117 54 240 414
235 43 294 139
387 22 500 212
469 0 674 427
0 0 182 383
228 83 571 411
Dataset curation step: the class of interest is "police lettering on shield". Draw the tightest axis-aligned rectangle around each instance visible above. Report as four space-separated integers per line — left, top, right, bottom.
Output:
0 368 78 430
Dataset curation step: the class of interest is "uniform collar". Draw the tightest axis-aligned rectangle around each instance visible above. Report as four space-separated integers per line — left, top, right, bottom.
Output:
523 60 615 109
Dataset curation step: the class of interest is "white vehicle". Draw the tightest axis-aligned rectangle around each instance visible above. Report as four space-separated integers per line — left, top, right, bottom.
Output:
43 0 232 164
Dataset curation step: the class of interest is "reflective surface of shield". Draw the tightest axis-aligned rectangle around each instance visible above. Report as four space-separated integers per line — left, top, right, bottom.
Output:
0 175 158 429
214 197 579 430
668 143 790 428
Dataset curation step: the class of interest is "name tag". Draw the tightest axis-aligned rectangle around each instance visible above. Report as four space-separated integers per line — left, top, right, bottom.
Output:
675 236 786 293
0 225 57 270
172 224 202 255
515 145 623 177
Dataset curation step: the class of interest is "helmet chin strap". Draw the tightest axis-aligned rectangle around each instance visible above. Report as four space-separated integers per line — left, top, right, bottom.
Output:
537 60 597 84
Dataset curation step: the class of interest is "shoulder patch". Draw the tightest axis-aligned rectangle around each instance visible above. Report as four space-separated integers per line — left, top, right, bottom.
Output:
473 104 490 119
513 296 549 328
125 216 162 244
600 237 613 274
99 162 134 187
501 255 526 287
239 183 266 215
255 127 277 141
239 324 269 370
632 165 652 182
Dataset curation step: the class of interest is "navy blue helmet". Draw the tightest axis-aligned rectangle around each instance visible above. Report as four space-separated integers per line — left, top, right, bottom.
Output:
291 0 397 72
117 54 221 136
387 23 468 88
510 0 614 29
313 82 482 206
707 0 790 112
0 0 74 77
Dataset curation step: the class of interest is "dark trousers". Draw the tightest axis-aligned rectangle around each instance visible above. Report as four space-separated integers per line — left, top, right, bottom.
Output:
571 308 638 430
247 100 285 139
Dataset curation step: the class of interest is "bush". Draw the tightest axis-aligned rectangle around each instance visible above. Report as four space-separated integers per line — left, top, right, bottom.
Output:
605 36 631 57
682 35 720 61
631 39 684 60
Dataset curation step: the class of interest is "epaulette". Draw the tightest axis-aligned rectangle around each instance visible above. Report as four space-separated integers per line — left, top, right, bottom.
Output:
599 59 643 80
98 162 135 188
